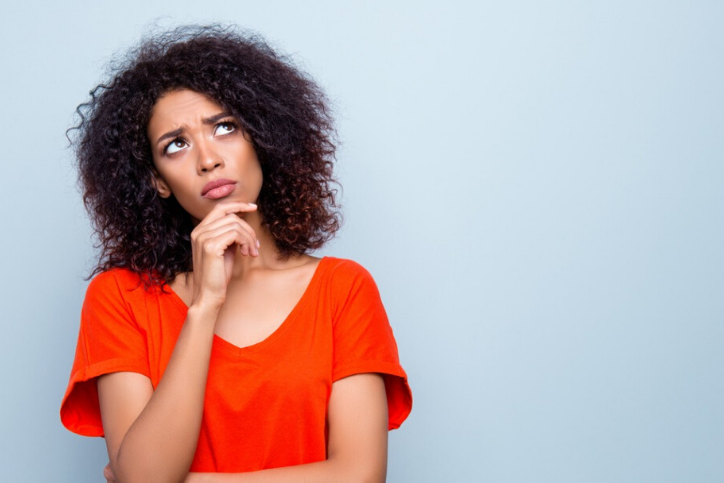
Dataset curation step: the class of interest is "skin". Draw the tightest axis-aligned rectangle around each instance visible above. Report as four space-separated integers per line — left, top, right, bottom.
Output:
97 90 389 482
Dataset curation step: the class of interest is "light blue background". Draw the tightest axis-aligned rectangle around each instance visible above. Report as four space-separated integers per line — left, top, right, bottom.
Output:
1 1 722 481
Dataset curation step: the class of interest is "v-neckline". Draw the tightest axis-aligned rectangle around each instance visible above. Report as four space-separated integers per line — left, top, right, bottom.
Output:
165 256 328 354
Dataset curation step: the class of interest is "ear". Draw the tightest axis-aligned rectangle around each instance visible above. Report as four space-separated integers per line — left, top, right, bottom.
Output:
151 169 172 199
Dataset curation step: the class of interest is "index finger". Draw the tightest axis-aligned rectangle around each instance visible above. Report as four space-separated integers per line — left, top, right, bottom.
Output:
198 201 258 227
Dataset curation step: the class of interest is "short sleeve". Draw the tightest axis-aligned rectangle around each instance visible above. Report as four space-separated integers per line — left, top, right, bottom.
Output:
330 260 412 430
60 270 151 437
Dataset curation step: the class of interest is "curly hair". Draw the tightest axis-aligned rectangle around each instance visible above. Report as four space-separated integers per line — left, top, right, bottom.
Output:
69 24 341 287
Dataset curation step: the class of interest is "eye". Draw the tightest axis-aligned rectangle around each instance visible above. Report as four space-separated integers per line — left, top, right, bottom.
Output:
215 121 237 136
165 139 187 155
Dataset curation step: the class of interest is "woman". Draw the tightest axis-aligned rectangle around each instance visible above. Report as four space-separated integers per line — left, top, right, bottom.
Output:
60 25 412 482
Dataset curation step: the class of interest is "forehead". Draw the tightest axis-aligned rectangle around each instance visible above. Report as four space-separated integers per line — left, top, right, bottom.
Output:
147 89 224 133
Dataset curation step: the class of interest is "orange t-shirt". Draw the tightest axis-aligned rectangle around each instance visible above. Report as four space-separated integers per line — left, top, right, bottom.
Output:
60 257 412 472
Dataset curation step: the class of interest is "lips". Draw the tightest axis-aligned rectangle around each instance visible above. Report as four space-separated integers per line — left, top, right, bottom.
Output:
202 178 237 199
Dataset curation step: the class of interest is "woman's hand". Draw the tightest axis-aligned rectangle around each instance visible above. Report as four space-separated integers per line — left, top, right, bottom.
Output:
190 201 259 310
103 463 117 482
96 205 259 483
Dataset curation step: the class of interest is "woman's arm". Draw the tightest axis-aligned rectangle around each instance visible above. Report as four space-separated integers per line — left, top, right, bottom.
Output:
98 304 218 482
187 372 389 483
98 201 260 483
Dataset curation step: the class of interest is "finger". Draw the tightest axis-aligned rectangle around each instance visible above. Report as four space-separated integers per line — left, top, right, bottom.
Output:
216 226 256 257
197 223 255 253
196 201 257 228
195 213 258 246
196 224 258 257
195 215 259 255
192 215 259 254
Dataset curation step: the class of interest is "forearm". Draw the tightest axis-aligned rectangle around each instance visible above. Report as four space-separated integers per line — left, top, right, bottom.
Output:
189 458 384 483
114 304 219 483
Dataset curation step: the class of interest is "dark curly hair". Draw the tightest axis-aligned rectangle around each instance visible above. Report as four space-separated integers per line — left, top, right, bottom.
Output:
69 24 341 287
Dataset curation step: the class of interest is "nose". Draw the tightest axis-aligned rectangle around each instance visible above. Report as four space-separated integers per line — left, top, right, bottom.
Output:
196 139 224 174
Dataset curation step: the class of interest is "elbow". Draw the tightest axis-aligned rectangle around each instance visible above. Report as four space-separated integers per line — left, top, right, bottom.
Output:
113 469 187 483
349 471 386 483
112 452 188 483
332 457 386 483
363 468 387 483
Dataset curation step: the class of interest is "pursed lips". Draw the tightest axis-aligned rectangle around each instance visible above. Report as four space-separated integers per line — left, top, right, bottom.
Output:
201 178 237 199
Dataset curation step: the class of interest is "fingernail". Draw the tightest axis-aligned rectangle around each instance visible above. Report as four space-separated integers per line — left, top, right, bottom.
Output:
256 239 261 248
249 203 257 208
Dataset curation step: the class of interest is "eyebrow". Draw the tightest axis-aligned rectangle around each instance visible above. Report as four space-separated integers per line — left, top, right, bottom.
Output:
155 112 235 146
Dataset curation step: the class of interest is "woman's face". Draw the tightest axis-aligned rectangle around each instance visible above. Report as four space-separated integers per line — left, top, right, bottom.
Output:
147 89 263 224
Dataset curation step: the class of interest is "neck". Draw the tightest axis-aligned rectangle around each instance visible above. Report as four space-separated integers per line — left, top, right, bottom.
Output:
228 210 307 277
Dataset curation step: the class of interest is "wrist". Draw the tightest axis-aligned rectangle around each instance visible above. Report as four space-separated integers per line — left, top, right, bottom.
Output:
186 301 222 325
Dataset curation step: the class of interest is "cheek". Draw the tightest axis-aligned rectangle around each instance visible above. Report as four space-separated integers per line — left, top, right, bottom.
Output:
226 144 263 193
249 161 263 186
155 169 203 216
246 162 264 201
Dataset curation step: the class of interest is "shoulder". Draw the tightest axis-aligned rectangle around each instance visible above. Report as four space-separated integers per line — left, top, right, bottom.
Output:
86 268 143 293
321 257 385 314
80 269 162 333
84 268 150 307
87 268 140 288
321 257 382 298
323 257 376 285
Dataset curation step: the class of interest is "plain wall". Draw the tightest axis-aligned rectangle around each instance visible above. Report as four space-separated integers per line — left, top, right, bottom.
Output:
1 1 722 481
